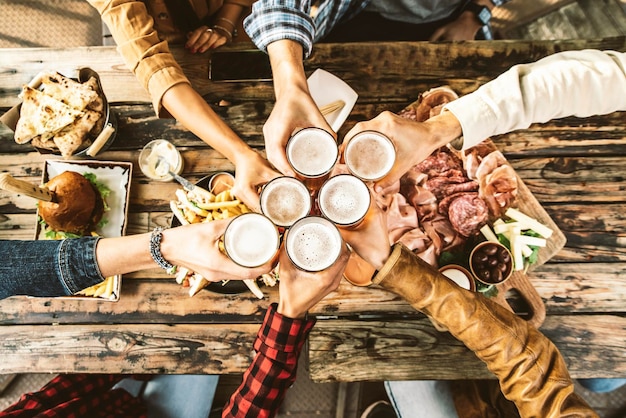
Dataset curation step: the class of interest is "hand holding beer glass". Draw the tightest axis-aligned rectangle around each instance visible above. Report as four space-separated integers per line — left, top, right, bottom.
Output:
343 130 396 182
285 216 344 273
318 174 371 229
277 235 349 319
286 127 339 192
223 212 281 268
260 176 312 228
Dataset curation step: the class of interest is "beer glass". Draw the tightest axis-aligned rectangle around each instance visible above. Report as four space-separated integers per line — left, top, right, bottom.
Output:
223 212 281 268
260 176 312 228
286 127 339 191
344 130 396 182
318 174 371 229
285 216 343 272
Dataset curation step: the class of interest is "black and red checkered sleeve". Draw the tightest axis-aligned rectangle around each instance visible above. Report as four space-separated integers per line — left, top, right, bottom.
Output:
222 303 316 418
0 374 146 418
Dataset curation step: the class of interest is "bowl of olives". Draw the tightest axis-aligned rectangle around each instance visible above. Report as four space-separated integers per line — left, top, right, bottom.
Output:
469 241 513 285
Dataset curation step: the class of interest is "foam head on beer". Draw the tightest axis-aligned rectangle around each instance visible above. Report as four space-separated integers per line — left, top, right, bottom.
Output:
260 176 312 227
286 216 343 272
286 127 338 177
223 213 280 268
318 174 370 227
344 131 396 181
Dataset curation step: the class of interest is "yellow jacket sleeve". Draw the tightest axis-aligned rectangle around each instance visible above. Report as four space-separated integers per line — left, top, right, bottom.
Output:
88 0 191 117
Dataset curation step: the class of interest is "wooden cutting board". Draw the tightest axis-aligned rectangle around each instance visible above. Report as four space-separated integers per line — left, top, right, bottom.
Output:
345 91 567 329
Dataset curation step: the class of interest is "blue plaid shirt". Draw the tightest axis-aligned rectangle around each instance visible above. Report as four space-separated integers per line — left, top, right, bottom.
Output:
244 0 369 58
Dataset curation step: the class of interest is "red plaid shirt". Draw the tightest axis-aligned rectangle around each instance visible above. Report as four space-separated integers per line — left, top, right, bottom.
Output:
1 304 314 418
0 374 145 417
222 303 315 417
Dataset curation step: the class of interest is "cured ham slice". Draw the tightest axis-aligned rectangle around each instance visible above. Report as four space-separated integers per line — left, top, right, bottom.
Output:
386 194 418 243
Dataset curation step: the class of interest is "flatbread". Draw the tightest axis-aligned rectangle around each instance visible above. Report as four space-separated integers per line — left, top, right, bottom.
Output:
53 109 101 157
14 86 83 144
40 72 99 110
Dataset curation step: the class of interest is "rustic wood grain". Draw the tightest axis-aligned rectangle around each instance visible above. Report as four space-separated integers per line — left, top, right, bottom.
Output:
308 315 626 382
0 40 624 378
0 323 259 374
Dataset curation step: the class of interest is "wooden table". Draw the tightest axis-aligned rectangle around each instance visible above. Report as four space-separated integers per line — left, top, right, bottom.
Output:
1 39 625 382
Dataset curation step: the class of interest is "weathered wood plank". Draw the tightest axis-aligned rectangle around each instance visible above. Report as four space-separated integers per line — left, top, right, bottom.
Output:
0 323 259 374
2 39 625 108
308 315 626 382
1 262 623 324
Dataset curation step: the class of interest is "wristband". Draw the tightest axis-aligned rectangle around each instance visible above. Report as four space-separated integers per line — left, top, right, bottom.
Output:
212 24 233 42
150 227 176 274
216 17 236 29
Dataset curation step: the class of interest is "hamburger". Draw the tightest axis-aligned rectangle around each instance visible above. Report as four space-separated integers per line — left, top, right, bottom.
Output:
39 171 108 236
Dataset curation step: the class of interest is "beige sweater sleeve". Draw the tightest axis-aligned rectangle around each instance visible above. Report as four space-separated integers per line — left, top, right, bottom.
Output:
444 49 626 149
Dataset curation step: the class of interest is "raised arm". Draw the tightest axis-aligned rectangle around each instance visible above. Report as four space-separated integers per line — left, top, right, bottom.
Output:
86 1 279 210
0 221 274 300
346 49 626 191
444 49 626 149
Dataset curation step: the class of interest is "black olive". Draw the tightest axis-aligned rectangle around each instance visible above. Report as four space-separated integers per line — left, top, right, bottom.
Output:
484 245 498 255
488 257 499 267
480 269 491 281
490 268 503 283
498 249 511 263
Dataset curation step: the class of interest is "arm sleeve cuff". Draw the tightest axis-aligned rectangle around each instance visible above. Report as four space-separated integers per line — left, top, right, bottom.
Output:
254 303 316 361
244 1 314 58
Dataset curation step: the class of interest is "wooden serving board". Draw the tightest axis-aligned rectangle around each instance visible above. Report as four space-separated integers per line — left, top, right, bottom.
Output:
490 170 566 328
345 90 567 329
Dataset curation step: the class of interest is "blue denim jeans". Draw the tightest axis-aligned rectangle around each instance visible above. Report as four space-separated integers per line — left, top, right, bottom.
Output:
385 380 458 418
114 375 219 418
578 378 626 393
0 238 104 299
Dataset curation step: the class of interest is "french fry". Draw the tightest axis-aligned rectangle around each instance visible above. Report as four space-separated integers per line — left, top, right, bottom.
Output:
103 276 114 299
196 199 241 211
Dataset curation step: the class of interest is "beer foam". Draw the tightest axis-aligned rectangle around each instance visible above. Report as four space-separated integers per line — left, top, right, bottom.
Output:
319 175 370 226
287 128 338 176
286 217 342 272
224 213 279 267
261 177 311 227
345 132 396 181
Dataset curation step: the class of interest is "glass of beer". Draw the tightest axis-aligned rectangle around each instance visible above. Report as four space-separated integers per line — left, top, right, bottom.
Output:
223 213 281 268
285 216 343 272
260 176 312 228
318 174 371 229
344 130 396 182
286 127 339 191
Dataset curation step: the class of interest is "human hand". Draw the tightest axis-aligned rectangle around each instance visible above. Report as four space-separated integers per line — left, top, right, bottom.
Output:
264 86 334 176
338 193 391 271
264 40 335 176
429 13 482 41
163 219 274 281
231 150 281 213
185 25 229 53
277 242 349 319
343 111 459 193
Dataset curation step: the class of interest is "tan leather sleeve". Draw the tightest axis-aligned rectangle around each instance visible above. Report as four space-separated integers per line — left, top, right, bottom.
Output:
87 0 190 117
373 243 598 418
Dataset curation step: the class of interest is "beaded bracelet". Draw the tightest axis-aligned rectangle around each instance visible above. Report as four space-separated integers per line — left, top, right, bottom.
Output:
150 227 176 274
